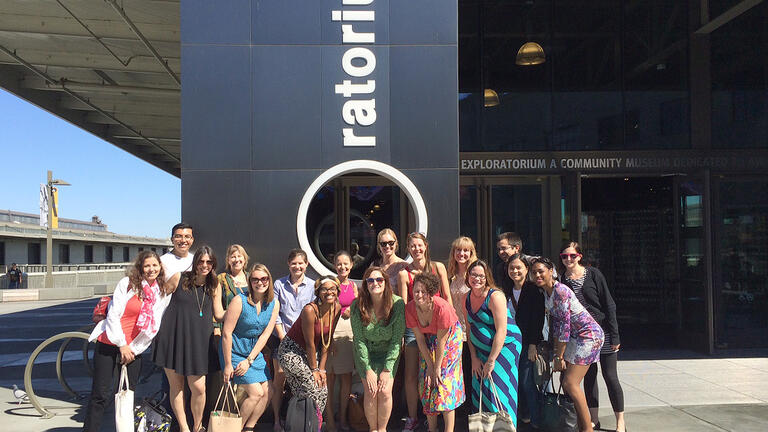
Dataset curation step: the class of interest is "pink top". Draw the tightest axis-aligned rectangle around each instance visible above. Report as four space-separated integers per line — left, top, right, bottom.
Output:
338 280 357 314
98 295 142 346
405 296 459 335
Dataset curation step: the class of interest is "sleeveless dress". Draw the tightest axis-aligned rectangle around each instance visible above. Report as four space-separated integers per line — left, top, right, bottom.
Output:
466 290 523 423
152 280 214 376
218 293 275 384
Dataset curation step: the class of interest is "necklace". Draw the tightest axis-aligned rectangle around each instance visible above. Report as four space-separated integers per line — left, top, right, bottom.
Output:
193 284 206 317
319 302 336 350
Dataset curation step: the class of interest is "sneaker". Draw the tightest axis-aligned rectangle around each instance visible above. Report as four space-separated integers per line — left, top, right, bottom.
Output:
402 417 418 432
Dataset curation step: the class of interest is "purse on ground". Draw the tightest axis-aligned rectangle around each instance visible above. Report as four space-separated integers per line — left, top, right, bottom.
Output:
537 373 578 432
208 381 242 432
468 378 516 432
134 390 171 432
114 365 134 432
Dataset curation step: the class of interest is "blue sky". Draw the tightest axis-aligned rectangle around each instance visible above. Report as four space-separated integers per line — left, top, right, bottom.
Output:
0 89 179 239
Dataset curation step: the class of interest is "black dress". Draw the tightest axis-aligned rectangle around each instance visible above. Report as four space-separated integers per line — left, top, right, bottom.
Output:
152 280 215 376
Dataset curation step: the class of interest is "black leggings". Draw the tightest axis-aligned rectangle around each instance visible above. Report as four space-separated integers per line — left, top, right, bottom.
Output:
584 351 624 412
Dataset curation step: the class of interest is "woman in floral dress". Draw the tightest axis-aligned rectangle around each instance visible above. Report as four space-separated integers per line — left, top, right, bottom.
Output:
531 257 604 432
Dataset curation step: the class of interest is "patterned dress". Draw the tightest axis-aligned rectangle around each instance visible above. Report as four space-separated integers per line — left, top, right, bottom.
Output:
405 297 466 414
218 293 275 384
545 282 604 365
466 290 522 423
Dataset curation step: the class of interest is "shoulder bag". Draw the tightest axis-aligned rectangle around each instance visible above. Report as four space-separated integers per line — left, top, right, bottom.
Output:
114 365 134 432
537 373 578 432
208 381 242 432
468 378 516 432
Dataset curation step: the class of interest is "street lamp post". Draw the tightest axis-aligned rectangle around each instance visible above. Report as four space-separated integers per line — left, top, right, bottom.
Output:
45 170 70 289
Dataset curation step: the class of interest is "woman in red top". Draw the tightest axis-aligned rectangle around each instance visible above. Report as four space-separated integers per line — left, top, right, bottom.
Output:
405 273 465 432
277 276 341 429
84 251 172 431
397 232 452 431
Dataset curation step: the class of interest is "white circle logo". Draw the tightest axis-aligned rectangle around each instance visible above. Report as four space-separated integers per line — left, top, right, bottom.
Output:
297 160 428 276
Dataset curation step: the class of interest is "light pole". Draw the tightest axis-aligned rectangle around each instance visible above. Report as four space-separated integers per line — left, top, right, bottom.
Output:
45 170 70 289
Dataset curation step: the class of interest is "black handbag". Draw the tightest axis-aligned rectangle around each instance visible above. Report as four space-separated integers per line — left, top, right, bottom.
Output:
134 391 171 432
538 376 578 432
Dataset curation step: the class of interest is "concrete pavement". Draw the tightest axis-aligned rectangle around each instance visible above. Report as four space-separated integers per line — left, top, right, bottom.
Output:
1 298 767 431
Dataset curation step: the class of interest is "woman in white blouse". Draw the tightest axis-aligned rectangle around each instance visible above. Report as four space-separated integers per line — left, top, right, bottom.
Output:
83 251 173 431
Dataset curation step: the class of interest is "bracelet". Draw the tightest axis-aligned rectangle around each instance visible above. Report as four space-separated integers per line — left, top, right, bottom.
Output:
312 368 320 372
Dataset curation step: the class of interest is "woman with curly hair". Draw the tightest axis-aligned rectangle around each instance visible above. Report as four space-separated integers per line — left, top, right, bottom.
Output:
84 250 172 431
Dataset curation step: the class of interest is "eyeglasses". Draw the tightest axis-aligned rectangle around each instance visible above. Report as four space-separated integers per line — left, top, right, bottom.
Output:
469 274 486 280
497 245 513 252
366 277 385 285
250 276 270 285
559 253 581 260
319 286 339 293
379 241 396 248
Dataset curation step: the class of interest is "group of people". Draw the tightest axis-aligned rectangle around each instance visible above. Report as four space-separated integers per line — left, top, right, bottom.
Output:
83 224 626 432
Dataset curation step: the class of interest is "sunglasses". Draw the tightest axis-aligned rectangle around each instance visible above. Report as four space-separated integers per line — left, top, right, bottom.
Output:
250 276 270 285
366 277 386 285
379 241 396 248
559 253 581 260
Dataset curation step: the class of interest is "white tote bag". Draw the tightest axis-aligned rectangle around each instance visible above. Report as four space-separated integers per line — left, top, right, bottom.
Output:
115 364 135 432
468 379 516 432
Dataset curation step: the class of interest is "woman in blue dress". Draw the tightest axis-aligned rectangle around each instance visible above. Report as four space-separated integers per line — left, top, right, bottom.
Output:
465 260 523 425
220 263 280 431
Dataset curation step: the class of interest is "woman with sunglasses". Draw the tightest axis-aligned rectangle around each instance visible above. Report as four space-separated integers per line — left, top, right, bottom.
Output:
531 257 603 432
350 267 406 432
220 263 279 431
464 260 522 426
560 242 625 432
326 251 359 432
277 276 341 429
405 272 464 432
153 246 226 432
371 228 408 288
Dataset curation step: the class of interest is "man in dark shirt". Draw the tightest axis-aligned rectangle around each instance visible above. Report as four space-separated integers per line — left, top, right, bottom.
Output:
494 232 523 292
6 263 23 289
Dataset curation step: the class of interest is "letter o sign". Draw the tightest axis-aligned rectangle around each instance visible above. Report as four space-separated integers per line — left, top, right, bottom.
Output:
297 160 428 276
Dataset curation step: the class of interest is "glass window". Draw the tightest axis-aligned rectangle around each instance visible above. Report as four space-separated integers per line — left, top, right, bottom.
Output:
59 244 70 264
481 0 552 151
715 178 768 348
105 246 113 263
28 243 41 265
552 0 623 150
84 245 93 263
711 3 768 149
459 185 478 241
491 184 543 272
459 1 481 151
349 186 401 279
123 247 130 262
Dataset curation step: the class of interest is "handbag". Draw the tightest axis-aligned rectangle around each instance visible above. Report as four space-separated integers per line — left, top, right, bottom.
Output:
134 390 171 432
468 378 516 432
92 296 111 323
208 381 242 432
114 365 134 432
284 394 319 432
537 374 577 432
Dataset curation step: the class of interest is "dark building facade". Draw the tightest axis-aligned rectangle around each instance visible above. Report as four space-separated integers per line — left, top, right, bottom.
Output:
181 1 767 353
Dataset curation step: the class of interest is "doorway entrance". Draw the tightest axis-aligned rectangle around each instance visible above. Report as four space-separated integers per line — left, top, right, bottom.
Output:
580 177 678 349
306 175 414 279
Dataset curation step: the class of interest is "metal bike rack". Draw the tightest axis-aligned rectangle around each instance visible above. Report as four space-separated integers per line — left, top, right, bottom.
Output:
23 331 92 418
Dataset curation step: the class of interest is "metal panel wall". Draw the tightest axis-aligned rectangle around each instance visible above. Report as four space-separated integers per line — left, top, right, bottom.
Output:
181 0 459 274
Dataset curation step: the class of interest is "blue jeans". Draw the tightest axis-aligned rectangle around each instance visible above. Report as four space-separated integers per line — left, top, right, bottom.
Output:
518 354 540 426
8 280 19 289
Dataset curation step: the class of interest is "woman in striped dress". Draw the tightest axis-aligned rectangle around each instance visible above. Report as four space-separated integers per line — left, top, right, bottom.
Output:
464 260 523 425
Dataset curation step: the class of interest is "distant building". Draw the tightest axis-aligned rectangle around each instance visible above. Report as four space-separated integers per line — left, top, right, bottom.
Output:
0 209 170 269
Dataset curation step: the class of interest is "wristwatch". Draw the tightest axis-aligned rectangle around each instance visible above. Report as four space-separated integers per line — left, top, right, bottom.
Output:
246 356 254 365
